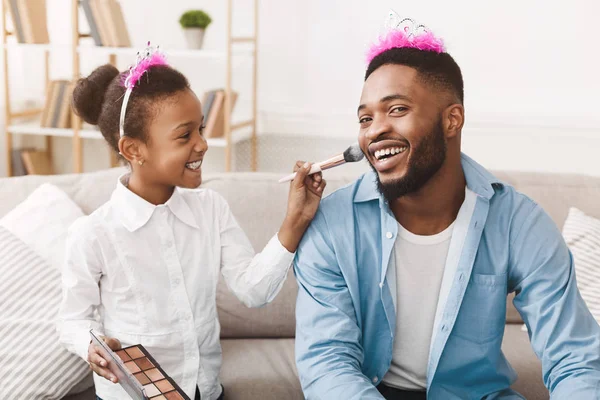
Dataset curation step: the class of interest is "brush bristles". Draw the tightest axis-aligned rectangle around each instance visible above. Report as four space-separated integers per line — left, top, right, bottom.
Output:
343 143 365 162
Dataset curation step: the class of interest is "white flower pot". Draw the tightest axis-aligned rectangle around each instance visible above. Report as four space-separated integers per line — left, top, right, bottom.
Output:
183 28 206 49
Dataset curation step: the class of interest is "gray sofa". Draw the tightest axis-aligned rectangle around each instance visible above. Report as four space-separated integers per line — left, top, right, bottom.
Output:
1 167 599 400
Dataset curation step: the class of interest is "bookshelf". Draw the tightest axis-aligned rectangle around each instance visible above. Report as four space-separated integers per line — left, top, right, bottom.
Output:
2 0 259 176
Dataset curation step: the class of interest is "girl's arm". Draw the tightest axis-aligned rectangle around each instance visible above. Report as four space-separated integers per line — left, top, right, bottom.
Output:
57 219 121 382
219 162 326 307
57 218 104 360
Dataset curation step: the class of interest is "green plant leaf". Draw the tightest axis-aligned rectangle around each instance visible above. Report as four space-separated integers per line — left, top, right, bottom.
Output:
179 10 212 29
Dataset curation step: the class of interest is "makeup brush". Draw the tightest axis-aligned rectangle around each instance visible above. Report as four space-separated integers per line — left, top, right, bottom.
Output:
278 143 364 183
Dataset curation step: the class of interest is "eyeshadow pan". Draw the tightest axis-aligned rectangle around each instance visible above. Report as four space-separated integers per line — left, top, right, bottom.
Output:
124 346 145 359
134 372 150 385
145 368 164 381
115 350 131 362
155 379 174 392
164 392 184 400
144 383 161 397
151 396 167 400
125 360 141 373
134 357 154 370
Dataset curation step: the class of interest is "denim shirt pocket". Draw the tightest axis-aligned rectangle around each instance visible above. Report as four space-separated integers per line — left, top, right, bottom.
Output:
452 273 507 344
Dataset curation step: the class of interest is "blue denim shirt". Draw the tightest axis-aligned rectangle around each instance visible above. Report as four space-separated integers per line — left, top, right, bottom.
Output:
294 154 600 399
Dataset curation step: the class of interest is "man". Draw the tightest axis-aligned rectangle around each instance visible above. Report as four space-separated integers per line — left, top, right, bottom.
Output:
293 15 600 400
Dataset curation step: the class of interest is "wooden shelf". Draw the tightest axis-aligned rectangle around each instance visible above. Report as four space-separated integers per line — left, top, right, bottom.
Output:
7 120 102 139
2 0 259 175
7 119 253 147
4 42 59 51
76 45 256 59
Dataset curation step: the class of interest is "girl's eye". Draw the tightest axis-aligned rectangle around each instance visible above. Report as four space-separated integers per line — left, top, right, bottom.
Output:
199 124 206 134
392 106 407 113
359 117 372 124
180 131 191 139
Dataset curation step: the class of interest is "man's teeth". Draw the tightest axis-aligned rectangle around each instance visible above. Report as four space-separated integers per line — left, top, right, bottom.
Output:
374 147 407 160
186 160 202 170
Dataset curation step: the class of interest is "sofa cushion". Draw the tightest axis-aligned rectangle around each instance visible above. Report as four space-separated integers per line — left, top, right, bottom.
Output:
0 183 84 270
221 338 303 400
0 226 91 399
0 167 125 218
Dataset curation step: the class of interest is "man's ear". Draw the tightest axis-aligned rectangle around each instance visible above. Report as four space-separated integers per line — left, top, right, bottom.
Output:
444 103 464 139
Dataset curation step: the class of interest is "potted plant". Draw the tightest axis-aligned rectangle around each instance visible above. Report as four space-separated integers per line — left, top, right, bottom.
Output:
179 10 212 49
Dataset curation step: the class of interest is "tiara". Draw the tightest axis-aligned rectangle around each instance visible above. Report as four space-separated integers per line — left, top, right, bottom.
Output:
366 10 445 65
119 42 168 137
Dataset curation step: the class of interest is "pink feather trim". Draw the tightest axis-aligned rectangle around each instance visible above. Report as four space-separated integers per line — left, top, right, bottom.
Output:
121 52 168 89
366 29 445 64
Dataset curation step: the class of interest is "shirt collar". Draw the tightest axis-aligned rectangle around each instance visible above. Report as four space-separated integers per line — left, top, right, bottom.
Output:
353 153 504 203
112 174 200 232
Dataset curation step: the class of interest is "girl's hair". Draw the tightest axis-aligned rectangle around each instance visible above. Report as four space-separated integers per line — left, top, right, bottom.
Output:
71 64 190 153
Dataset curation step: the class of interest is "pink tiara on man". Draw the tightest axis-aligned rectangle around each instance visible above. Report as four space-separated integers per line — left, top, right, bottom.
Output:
366 11 445 65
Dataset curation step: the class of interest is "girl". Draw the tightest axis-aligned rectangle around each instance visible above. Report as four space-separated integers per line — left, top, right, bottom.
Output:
58 46 325 400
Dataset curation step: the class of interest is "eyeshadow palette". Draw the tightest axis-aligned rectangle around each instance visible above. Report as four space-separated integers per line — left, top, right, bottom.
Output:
90 330 190 400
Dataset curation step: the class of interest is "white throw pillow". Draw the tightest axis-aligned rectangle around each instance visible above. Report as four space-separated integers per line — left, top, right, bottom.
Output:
0 183 84 270
562 207 600 323
0 226 91 399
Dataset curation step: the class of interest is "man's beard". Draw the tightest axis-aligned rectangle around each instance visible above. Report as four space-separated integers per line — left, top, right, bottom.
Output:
371 118 447 202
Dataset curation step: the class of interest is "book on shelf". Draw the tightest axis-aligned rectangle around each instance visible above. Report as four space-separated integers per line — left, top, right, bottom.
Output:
201 89 239 139
107 0 131 47
10 148 31 176
41 80 75 129
83 0 130 47
21 149 54 175
4 0 49 44
80 0 102 46
4 0 25 43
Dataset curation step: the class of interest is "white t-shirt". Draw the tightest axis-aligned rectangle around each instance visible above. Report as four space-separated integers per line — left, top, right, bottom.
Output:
383 220 454 390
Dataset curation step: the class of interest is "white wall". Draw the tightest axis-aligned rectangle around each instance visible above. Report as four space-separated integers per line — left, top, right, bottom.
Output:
257 0 600 176
1 0 599 177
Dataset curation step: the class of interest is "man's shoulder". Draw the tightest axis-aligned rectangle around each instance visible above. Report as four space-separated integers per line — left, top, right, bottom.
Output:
489 180 539 221
486 180 560 246
320 173 374 212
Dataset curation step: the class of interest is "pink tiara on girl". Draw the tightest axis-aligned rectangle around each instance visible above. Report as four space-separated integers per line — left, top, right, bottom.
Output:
119 42 168 137
366 11 445 65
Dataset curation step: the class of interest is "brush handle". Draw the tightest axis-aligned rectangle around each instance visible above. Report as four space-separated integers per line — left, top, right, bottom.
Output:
278 154 345 183
278 164 323 183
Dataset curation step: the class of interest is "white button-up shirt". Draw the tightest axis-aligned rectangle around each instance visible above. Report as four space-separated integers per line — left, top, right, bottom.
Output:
57 175 295 400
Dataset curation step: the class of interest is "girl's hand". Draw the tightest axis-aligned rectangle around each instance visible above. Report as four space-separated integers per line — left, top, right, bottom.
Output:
87 336 122 383
286 161 327 224
278 161 327 252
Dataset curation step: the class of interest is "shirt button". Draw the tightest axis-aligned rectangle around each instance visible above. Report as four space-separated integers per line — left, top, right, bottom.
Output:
372 376 379 383
386 232 393 239
379 282 383 288
174 278 181 285
441 324 447 332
